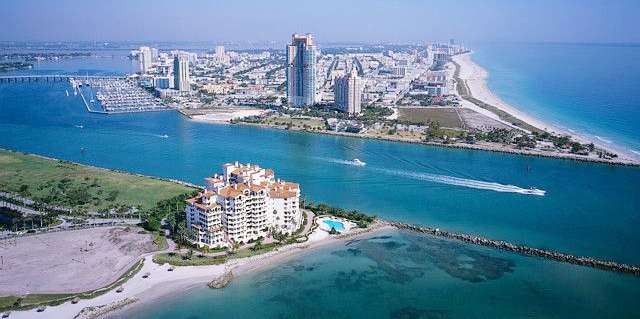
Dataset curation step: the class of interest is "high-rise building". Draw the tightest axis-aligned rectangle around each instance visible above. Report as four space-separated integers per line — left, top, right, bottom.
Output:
173 54 190 92
138 46 152 73
150 48 159 63
334 68 362 115
286 33 317 107
215 45 225 57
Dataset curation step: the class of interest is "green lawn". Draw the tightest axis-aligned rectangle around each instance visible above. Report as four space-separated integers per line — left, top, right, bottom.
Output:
398 107 464 128
0 149 195 212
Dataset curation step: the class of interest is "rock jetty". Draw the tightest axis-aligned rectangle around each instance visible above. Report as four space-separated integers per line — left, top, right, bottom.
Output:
388 221 640 276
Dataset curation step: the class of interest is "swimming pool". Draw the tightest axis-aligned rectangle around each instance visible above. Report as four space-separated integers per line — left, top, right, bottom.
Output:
323 219 345 232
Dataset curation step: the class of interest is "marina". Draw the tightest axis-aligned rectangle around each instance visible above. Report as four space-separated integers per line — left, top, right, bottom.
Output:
70 78 170 114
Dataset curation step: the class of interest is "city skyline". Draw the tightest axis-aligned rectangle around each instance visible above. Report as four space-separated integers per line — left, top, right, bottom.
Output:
1 0 639 43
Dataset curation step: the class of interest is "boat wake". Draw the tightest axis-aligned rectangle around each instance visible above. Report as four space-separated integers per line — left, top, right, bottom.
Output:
315 157 366 167
376 168 546 196
314 157 546 196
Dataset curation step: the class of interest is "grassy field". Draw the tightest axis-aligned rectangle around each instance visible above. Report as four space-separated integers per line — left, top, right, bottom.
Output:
398 107 464 128
0 149 195 212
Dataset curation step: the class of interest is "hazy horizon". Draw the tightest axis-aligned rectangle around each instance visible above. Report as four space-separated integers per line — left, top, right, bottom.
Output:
1 0 639 43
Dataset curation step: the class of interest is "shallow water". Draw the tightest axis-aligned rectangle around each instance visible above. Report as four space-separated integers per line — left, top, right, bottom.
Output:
120 230 640 319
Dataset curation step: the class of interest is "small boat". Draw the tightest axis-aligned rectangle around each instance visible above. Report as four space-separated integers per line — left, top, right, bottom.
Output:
65 90 69 96
74 90 78 96
90 99 95 103
159 134 169 138
351 158 366 166
75 125 84 129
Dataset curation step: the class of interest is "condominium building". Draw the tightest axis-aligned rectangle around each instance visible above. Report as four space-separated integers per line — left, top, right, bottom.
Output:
286 33 317 107
138 46 152 73
185 162 302 248
334 68 362 115
173 53 190 92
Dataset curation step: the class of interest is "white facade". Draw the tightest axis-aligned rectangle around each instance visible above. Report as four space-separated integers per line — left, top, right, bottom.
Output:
173 54 190 92
186 162 302 248
334 68 362 115
138 46 152 73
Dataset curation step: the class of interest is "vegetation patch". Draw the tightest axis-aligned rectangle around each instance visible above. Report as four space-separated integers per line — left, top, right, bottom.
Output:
0 149 195 213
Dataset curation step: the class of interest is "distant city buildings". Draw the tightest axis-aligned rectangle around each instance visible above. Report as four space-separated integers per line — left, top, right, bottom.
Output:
173 54 190 92
185 162 303 248
286 33 317 107
213 45 230 64
334 68 362 115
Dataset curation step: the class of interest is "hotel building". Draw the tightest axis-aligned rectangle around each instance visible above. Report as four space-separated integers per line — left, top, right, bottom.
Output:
286 33 317 107
334 68 362 115
173 53 190 92
185 162 302 248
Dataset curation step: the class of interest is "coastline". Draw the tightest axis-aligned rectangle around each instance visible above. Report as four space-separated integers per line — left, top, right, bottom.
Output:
452 52 640 162
174 89 640 167
178 112 640 167
8 221 393 319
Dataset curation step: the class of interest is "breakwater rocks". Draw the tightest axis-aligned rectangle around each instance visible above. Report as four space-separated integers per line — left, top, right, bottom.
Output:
208 270 234 289
388 221 640 276
74 297 138 319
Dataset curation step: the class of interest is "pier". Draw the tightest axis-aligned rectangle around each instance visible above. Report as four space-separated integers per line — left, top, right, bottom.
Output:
388 221 640 276
0 75 125 83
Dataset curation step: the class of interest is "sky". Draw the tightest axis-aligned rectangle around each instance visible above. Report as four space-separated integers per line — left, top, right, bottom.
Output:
1 0 639 43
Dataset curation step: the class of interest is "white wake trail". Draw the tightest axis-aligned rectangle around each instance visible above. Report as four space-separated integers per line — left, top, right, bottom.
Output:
376 168 546 196
314 157 545 196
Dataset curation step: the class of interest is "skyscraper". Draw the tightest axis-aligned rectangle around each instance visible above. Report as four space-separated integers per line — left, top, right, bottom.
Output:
173 54 190 92
286 34 317 107
138 46 152 73
334 68 362 115
215 45 225 57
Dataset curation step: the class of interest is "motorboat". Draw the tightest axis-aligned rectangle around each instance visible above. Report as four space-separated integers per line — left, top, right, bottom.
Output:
352 158 366 166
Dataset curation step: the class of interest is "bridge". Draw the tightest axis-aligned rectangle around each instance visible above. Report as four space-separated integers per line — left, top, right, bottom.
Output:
0 75 126 83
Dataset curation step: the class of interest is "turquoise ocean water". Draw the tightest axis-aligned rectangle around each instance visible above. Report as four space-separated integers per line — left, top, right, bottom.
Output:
0 43 639 317
472 42 640 157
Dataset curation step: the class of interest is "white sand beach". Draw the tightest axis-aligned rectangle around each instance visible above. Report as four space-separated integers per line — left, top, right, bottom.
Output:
452 52 639 161
8 221 392 319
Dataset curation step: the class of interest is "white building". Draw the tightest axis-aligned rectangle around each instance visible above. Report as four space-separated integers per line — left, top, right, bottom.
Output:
138 46 153 73
185 162 303 248
334 68 362 115
173 54 190 92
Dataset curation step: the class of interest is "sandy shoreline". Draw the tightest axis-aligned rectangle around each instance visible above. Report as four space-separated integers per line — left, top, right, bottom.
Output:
8 222 393 319
452 52 639 161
